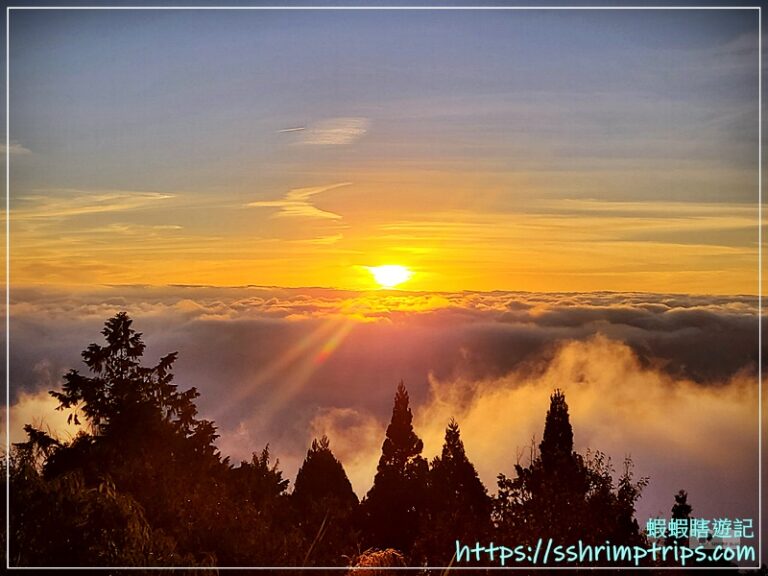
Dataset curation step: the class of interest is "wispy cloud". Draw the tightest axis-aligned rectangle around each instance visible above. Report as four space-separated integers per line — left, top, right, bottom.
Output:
246 183 350 220
299 233 344 245
13 189 174 221
281 117 369 145
85 223 183 235
1 141 31 155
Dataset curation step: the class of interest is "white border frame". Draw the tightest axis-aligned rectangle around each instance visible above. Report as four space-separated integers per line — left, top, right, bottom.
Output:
3 3 763 571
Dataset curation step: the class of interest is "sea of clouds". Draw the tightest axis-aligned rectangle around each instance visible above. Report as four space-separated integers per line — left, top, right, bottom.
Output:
5 285 763 537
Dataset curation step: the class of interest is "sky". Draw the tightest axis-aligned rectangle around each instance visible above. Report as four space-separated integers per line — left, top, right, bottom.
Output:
4 5 765 562
6 7 761 293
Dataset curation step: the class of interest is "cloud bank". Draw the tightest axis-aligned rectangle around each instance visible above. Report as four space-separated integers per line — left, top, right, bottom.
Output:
6 285 762 534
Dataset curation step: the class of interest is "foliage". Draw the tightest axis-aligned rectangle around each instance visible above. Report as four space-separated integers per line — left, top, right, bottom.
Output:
11 313 300 568
292 436 359 566
362 381 428 557
9 448 184 567
494 389 648 566
414 419 492 565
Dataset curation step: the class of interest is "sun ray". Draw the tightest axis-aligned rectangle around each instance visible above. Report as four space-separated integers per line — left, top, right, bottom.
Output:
258 319 356 419
212 317 344 420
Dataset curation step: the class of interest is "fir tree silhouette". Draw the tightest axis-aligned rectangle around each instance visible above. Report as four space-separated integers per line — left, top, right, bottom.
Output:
414 418 491 565
496 389 647 565
665 490 694 555
524 389 589 543
294 435 357 506
292 435 359 566
12 313 304 567
12 312 221 566
362 381 428 557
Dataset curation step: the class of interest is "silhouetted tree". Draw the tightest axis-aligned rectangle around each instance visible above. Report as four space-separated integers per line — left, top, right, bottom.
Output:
362 381 428 557
495 390 648 566
27 313 228 562
414 419 492 565
292 436 359 566
12 313 300 567
539 389 574 469
224 446 304 565
496 389 589 546
231 445 290 509
51 312 214 445
662 490 737 570
672 489 693 521
612 457 648 545
663 489 694 550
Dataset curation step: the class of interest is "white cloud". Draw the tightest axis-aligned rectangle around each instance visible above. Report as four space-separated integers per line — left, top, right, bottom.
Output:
13 189 174 220
1 141 31 155
296 117 369 145
413 336 760 527
7 286 760 522
246 182 349 220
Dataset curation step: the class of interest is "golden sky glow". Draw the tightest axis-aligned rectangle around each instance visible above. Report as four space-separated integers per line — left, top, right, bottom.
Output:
7 10 760 295
9 193 760 294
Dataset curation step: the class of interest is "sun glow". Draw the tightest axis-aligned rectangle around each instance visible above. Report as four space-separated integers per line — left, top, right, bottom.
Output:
367 265 412 289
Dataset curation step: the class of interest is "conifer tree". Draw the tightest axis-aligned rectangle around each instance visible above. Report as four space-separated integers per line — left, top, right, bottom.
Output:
292 436 359 565
362 381 428 557
415 419 491 565
495 389 648 563
529 389 588 542
539 389 575 470
665 490 693 548
13 313 231 565
613 457 648 546
293 435 357 509
14 312 302 567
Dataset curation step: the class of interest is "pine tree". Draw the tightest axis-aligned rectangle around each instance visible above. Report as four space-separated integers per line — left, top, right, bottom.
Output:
539 388 575 471
665 490 693 548
16 312 303 567
495 389 648 564
534 389 588 541
49 312 218 456
294 436 357 508
14 313 230 565
415 419 491 565
292 436 359 566
671 489 693 520
223 446 305 566
496 390 589 547
362 381 428 557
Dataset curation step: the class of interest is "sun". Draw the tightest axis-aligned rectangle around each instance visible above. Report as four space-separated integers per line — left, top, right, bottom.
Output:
367 265 412 289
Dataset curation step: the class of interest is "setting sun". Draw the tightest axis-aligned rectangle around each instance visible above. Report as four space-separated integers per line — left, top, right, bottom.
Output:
367 265 412 289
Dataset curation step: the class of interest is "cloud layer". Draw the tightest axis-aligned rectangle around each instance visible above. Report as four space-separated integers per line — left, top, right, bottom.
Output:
6 285 762 534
